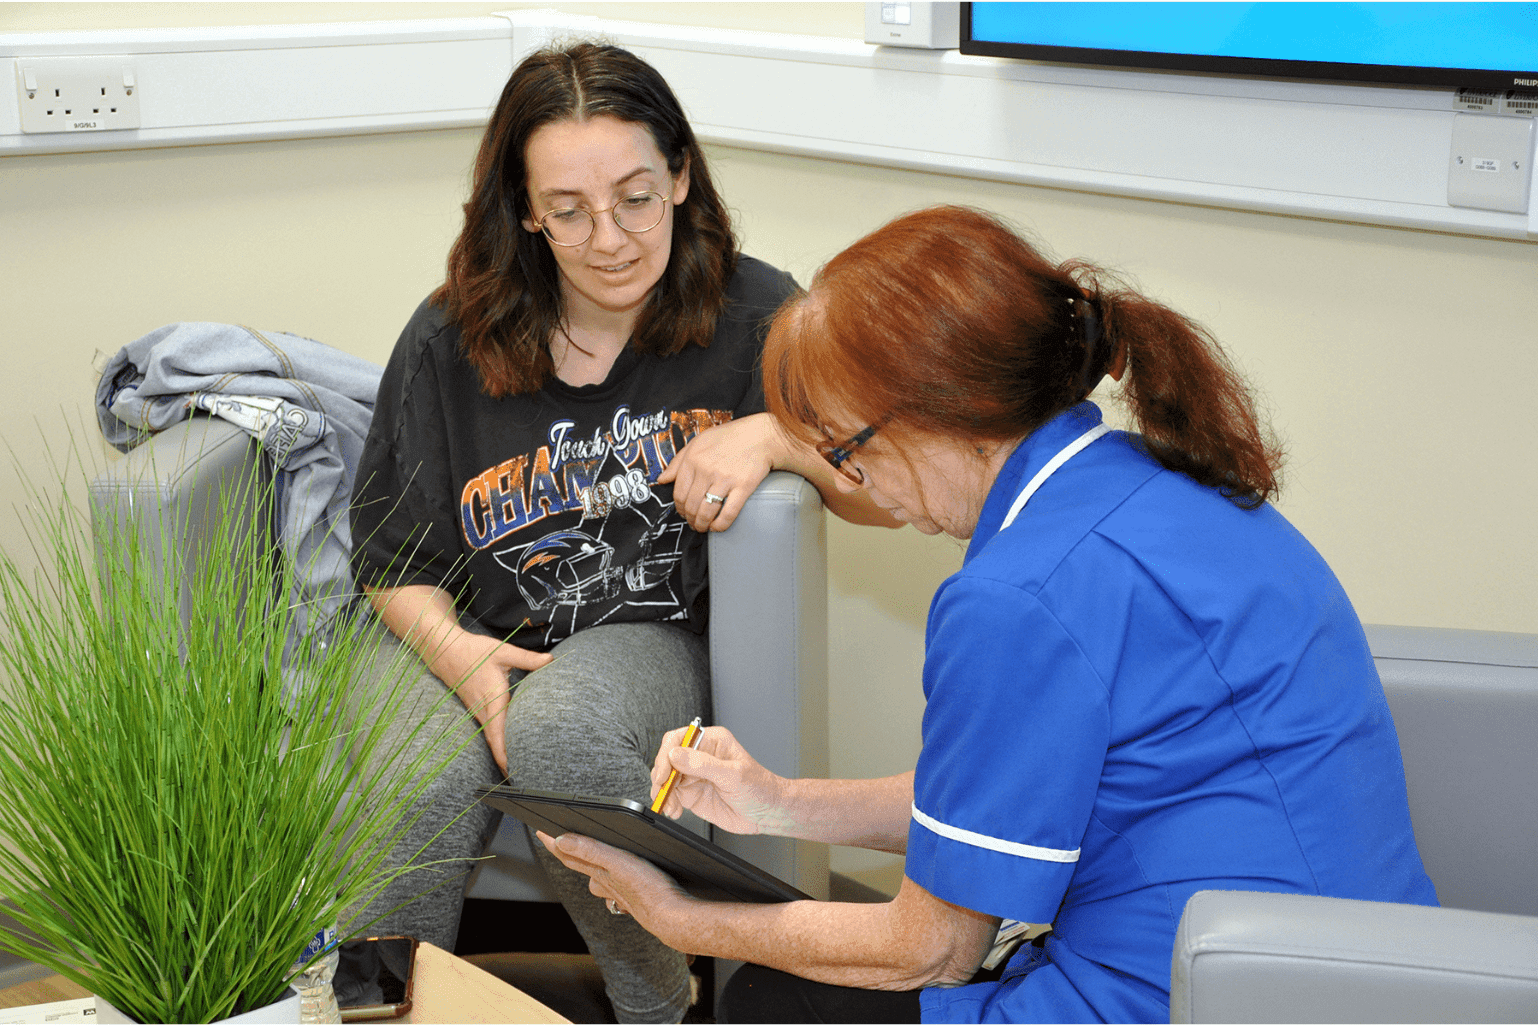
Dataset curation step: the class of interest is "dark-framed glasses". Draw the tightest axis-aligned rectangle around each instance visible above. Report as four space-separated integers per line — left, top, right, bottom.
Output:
537 191 671 247
816 423 881 486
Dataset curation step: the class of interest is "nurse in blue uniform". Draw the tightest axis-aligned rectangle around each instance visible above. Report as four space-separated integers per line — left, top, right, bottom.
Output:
539 205 1438 1024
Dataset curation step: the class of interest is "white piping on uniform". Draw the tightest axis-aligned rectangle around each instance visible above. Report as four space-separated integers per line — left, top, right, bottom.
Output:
999 423 1111 530
912 804 1081 863
912 424 1106 870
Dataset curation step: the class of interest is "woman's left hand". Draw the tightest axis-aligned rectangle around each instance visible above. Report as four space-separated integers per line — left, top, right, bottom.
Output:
659 413 787 532
536 830 697 949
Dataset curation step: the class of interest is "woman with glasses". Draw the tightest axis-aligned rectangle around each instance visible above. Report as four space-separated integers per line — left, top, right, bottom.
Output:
541 206 1436 1023
349 42 888 1023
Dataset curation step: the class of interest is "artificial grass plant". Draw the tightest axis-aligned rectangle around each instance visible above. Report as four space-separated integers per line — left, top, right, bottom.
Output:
0 433 479 1023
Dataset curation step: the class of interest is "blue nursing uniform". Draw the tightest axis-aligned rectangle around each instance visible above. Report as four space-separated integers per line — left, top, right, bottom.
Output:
910 402 1437 1024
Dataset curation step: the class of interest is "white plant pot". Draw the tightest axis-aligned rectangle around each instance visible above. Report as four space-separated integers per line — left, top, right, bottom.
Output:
93 985 302 1024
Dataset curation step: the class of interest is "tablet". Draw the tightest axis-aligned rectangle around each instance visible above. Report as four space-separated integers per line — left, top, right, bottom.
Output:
476 785 815 904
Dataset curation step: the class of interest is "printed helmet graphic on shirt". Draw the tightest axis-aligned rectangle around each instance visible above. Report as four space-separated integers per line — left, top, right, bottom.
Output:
624 516 689 592
498 530 623 610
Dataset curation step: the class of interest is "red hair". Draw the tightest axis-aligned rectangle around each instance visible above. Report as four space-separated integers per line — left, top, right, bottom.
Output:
765 206 1282 507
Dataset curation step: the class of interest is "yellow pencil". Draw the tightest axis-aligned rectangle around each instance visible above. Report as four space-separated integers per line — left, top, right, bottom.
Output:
650 716 703 813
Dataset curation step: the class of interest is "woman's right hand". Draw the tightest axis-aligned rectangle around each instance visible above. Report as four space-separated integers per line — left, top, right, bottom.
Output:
364 584 555 776
649 725 792 836
436 633 554 776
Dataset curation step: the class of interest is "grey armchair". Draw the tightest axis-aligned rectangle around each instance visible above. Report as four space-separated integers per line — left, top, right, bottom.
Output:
1171 625 1538 1024
87 415 831 908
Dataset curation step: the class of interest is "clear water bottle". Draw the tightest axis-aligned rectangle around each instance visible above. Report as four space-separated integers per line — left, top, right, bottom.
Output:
293 924 341 1024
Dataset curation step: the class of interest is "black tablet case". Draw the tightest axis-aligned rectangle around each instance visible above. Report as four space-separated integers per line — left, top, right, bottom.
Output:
476 785 814 904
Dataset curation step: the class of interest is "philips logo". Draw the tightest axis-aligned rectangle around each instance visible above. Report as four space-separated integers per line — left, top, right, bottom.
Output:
1515 78 1538 86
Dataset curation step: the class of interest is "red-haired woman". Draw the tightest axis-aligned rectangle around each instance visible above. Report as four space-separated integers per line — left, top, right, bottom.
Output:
350 42 886 1023
542 206 1437 1023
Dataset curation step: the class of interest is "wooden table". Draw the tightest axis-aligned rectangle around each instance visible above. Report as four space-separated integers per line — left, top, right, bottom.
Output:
0 942 568 1024
402 942 568 1023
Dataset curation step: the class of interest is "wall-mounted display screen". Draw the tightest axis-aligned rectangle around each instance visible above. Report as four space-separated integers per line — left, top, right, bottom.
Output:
962 3 1538 93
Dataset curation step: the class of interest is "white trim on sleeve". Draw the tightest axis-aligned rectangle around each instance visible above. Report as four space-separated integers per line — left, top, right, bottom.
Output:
912 804 1081 864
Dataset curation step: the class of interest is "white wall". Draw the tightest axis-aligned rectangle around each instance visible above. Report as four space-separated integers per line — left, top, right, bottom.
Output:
3 2 1535 893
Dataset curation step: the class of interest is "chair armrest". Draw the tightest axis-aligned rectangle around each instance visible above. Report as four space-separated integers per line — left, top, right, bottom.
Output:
1171 890 1538 1024
87 416 270 630
707 470 829 900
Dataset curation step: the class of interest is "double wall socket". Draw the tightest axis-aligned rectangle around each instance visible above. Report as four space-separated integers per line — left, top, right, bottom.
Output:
16 56 141 134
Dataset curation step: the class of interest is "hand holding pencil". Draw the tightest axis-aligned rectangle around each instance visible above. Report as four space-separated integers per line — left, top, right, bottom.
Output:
648 722 789 836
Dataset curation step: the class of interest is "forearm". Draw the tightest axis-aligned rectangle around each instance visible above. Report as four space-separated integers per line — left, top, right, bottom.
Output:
766 772 915 854
364 584 473 686
541 780 996 989
656 879 995 990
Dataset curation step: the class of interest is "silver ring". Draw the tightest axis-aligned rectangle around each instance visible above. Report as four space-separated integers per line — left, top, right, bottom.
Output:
704 492 725 505
606 898 623 915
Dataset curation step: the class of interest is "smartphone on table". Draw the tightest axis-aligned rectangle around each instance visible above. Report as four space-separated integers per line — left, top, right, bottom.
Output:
334 935 417 1022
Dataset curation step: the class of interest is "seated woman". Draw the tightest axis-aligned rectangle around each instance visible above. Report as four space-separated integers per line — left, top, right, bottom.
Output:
540 205 1439 1024
349 41 888 1025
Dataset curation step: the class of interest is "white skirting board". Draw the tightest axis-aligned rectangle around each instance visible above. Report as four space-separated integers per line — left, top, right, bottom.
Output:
2 8 1534 241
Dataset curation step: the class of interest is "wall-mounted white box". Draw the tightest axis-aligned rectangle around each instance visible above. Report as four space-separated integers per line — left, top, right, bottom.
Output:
863 2 960 49
1447 112 1535 214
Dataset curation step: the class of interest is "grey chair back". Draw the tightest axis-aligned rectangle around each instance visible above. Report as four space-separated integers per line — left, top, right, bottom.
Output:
706 471 830 899
1171 626 1538 1024
1365 625 1538 916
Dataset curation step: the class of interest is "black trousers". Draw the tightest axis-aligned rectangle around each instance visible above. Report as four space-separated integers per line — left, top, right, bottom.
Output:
719 961 1008 1024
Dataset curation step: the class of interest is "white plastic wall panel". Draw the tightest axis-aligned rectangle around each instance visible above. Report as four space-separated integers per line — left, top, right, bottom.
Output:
2 10 1534 240
592 18 1533 239
0 19 513 150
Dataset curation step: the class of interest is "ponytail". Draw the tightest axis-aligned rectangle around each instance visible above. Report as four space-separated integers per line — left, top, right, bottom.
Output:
766 206 1283 509
1074 264 1281 507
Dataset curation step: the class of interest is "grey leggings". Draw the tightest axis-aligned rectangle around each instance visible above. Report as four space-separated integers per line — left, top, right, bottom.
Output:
345 617 710 1024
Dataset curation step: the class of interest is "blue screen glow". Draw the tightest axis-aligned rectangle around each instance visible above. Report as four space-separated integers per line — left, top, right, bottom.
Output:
969 2 1538 73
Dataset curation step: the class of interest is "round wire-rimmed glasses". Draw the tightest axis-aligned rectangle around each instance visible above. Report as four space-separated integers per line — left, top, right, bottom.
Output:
816 423 882 486
536 191 671 247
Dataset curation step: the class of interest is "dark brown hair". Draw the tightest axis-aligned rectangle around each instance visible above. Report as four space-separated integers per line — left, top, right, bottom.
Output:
434 42 737 397
765 206 1282 507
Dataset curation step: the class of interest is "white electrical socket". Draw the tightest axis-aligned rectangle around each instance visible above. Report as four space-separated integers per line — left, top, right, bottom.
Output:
16 56 142 134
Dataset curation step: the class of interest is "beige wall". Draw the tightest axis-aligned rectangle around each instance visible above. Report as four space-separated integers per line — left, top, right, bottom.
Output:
4 3 1536 890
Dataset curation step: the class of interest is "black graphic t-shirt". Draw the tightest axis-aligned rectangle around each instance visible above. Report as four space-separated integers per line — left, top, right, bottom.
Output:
352 255 798 651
